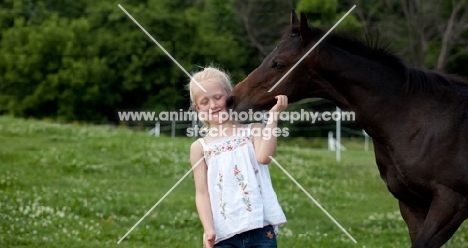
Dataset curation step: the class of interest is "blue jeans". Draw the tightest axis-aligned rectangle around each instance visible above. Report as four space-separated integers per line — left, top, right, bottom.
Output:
214 225 277 248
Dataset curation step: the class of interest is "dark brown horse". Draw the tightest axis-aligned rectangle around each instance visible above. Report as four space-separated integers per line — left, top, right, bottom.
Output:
227 10 468 248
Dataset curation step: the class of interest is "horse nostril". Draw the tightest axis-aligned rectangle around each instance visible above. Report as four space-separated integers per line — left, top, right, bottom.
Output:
226 96 235 109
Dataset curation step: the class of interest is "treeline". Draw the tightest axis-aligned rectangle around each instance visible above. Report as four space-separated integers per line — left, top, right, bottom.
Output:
0 0 262 122
0 0 467 123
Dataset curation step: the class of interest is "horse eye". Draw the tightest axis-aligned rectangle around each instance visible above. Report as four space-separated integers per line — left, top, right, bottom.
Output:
272 62 286 70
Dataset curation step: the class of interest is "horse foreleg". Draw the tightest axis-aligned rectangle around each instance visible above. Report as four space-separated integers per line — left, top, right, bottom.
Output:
411 185 468 248
398 200 427 244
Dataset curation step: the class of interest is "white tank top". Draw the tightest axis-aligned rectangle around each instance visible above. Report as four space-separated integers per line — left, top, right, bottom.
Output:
198 123 287 244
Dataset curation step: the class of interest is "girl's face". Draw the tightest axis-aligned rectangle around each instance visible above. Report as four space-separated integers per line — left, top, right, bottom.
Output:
193 80 229 125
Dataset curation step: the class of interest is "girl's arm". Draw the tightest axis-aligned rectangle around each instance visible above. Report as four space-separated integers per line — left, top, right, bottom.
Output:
190 141 216 247
253 95 288 164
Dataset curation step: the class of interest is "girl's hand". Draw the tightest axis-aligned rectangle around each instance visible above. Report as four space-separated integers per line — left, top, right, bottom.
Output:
203 231 216 248
269 95 288 113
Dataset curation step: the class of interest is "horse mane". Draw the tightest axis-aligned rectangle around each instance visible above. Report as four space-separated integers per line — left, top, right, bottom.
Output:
282 26 468 94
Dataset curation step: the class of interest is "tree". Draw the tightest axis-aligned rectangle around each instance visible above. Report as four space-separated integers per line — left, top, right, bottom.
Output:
233 0 296 60
342 0 468 71
0 0 257 122
296 0 363 29
436 0 468 70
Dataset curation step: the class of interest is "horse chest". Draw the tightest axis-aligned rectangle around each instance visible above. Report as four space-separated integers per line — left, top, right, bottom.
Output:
375 147 432 203
379 163 411 193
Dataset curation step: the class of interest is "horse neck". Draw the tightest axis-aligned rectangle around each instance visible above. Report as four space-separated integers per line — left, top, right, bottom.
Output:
308 45 408 138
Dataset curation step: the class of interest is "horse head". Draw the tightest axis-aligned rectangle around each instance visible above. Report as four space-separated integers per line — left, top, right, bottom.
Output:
228 10 325 112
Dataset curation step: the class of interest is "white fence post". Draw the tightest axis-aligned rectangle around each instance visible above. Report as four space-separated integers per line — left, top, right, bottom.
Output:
336 106 341 162
328 131 335 151
155 122 160 137
363 129 369 152
171 120 176 138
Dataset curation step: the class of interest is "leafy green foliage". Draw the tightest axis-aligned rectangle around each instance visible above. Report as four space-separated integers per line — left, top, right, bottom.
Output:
297 0 338 20
296 0 362 29
0 0 255 122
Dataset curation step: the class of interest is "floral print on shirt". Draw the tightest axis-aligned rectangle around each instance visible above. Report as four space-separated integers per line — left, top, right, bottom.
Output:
234 165 252 212
217 172 226 219
204 136 253 161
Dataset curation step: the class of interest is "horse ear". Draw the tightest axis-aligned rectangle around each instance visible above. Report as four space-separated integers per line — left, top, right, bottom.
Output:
299 12 313 45
291 9 299 36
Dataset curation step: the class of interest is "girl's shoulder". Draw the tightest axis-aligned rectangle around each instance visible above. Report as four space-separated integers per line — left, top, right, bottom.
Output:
190 138 204 154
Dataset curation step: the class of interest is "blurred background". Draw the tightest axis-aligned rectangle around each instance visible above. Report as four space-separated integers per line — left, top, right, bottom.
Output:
1 0 467 137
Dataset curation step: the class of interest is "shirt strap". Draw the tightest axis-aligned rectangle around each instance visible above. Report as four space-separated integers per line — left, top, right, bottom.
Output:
198 138 207 150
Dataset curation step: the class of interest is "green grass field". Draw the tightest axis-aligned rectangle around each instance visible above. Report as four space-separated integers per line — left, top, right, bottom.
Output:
1 116 467 247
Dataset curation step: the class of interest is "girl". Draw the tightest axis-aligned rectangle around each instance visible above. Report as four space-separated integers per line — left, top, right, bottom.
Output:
188 66 287 248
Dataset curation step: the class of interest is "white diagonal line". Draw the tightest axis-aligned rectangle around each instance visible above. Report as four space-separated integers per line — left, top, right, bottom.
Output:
269 156 357 243
117 156 205 244
268 5 356 92
118 4 207 92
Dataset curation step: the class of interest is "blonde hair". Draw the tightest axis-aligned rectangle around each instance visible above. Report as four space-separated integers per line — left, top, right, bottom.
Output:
186 66 233 130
